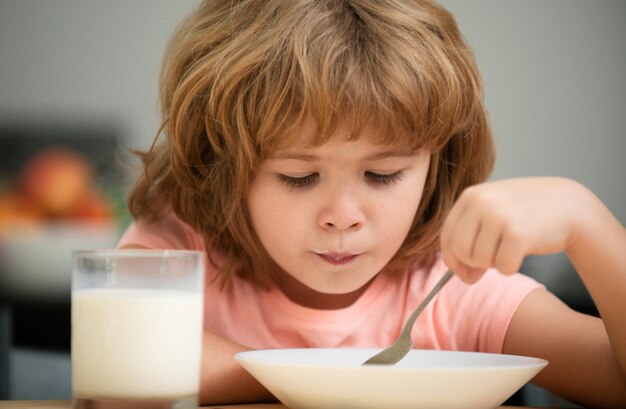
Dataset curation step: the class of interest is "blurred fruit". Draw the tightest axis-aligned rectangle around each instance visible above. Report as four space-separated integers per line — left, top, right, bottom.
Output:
71 188 112 221
18 147 94 217
0 192 45 231
0 147 117 230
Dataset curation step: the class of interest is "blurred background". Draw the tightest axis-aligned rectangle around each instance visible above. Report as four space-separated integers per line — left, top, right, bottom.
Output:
0 0 624 406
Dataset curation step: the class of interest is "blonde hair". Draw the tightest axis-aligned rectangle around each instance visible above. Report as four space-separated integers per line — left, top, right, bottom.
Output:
128 0 494 287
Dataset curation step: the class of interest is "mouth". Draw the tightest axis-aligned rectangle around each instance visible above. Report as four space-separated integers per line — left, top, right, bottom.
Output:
313 250 362 266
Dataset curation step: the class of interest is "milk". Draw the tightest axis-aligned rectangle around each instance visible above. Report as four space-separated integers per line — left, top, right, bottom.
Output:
71 288 203 399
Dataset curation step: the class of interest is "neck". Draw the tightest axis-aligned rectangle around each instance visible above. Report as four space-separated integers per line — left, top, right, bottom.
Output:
274 270 376 310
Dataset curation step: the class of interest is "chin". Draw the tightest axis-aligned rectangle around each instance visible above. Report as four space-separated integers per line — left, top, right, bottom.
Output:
314 274 376 295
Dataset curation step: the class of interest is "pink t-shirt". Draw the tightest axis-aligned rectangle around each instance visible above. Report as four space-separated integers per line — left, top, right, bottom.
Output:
118 212 544 353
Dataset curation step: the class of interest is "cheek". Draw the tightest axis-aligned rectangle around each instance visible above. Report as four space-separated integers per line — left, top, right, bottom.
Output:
381 176 428 237
248 187 302 244
381 198 419 239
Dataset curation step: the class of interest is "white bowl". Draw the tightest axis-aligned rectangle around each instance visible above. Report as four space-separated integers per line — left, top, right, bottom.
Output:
235 348 547 409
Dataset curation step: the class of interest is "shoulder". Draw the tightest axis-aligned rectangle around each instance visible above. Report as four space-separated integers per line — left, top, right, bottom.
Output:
117 210 204 250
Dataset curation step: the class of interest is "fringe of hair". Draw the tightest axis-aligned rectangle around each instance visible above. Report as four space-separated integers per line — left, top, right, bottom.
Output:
128 0 494 288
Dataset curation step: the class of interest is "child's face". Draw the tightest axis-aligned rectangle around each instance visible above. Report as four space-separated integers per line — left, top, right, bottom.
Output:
247 117 430 303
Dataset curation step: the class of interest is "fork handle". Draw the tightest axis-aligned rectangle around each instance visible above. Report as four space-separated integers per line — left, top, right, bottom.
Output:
399 270 454 339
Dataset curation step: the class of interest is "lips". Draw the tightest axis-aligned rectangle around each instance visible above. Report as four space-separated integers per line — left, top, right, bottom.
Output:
313 250 361 265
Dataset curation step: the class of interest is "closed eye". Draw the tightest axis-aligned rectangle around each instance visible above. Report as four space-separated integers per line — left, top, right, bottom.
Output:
277 173 319 188
365 171 404 185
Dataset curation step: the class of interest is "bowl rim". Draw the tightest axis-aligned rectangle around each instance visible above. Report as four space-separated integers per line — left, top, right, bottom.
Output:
234 347 549 371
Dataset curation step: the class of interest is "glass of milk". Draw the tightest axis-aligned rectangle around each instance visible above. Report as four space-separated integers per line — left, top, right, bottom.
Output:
71 250 204 409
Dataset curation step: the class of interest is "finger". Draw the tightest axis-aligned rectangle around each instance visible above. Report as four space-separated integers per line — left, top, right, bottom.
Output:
447 205 482 268
471 218 502 269
442 249 486 284
458 265 488 284
493 227 527 275
440 195 469 249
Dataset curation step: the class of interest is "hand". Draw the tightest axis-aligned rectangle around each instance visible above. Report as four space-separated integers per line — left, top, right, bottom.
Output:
440 177 590 283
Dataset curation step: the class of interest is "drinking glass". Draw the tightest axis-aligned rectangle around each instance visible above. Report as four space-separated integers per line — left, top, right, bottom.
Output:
71 250 204 409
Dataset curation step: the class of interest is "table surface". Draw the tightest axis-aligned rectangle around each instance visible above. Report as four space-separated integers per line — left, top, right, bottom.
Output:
0 402 567 409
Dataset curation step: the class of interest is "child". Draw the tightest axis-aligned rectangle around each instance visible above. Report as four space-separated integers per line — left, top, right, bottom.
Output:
119 0 626 406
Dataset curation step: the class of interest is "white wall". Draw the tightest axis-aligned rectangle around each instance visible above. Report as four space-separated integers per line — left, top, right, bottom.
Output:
440 0 626 222
1 0 624 220
0 0 198 149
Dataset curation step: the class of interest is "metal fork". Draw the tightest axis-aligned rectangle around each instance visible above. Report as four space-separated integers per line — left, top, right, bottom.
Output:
362 270 454 365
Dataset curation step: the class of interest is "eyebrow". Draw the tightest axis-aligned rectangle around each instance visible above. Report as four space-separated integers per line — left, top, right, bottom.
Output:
270 149 415 161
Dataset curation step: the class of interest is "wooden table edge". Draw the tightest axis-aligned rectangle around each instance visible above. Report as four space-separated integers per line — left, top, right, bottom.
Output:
0 401 574 409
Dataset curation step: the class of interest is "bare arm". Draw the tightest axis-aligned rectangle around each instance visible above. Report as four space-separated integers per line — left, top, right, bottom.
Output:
508 185 626 407
199 330 275 405
440 177 626 407
566 185 626 383
504 289 625 408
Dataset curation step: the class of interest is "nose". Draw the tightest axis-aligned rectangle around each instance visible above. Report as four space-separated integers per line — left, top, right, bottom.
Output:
317 189 365 231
